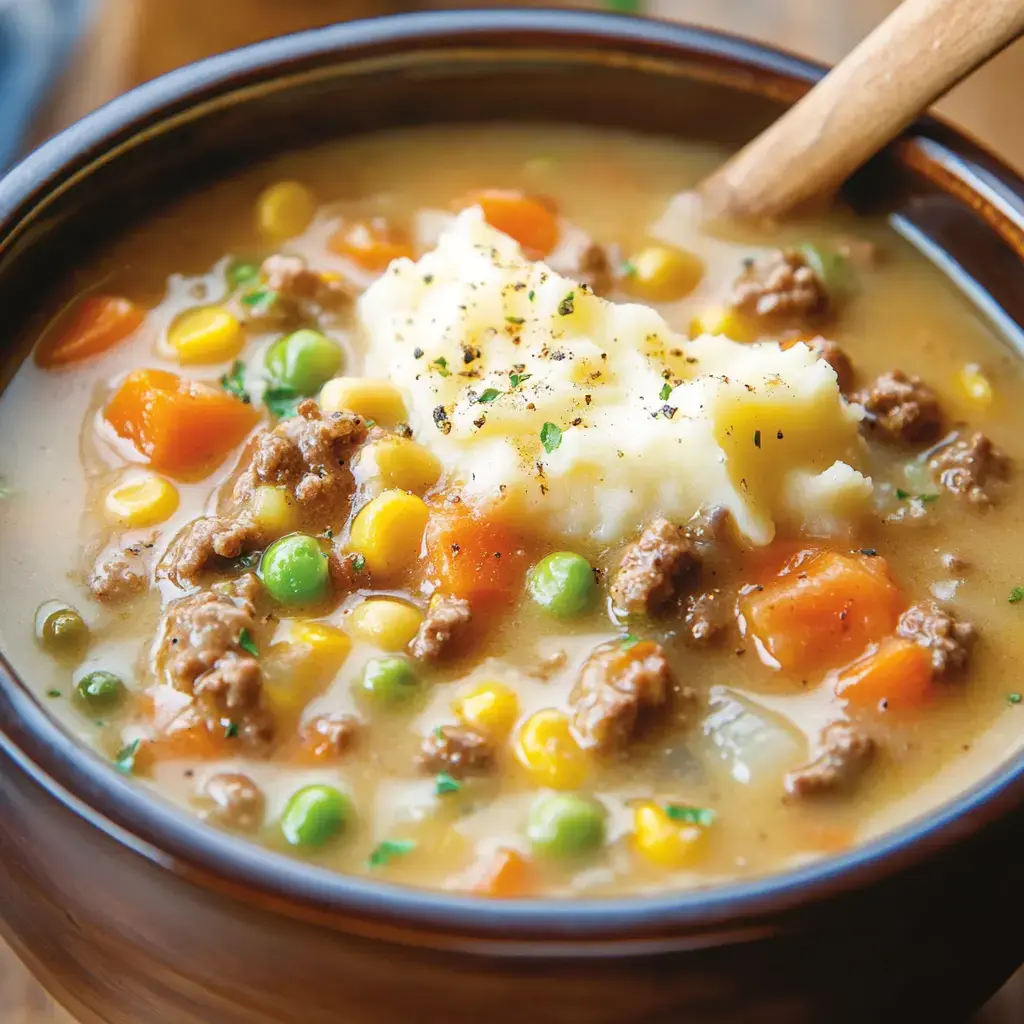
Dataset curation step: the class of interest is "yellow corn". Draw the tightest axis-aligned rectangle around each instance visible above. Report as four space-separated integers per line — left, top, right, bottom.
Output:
689 305 753 342
632 801 710 869
361 437 442 494
453 681 520 738
514 708 588 790
256 180 316 241
348 489 428 577
261 626 350 715
247 485 297 537
959 363 994 407
167 306 243 364
625 244 704 303
319 377 408 426
104 473 179 527
347 598 423 651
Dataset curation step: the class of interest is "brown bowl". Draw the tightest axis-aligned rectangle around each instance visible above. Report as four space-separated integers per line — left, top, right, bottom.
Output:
3 11 1024 1023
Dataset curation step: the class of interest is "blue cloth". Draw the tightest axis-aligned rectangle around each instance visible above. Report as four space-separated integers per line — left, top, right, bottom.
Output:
0 0 94 168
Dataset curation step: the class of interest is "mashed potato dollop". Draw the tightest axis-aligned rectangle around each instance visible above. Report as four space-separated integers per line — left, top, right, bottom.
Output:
354 209 869 545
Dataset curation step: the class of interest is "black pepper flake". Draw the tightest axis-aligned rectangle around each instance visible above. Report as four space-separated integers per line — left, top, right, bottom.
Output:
571 417 582 426
450 543 460 555
432 405 452 434
776 430 784 440
423 274 434 284
859 548 878 557
584 394 592 406
662 405 677 419
462 345 481 364
473 416 486 428
754 430 761 448
557 291 575 316
550 351 566 361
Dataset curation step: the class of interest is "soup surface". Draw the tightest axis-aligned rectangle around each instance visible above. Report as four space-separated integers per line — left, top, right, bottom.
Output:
2 125 1023 897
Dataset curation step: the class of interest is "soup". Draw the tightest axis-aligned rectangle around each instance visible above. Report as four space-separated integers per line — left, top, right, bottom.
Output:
1 125 1022 897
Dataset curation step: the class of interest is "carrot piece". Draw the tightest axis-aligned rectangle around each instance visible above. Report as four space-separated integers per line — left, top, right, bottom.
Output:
36 295 145 368
133 721 228 774
425 505 531 609
327 218 414 271
741 548 902 673
835 636 933 711
103 368 260 476
462 190 559 256
473 848 534 898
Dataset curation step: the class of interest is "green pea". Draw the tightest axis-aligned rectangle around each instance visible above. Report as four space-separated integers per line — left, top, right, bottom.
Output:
357 656 420 705
37 606 89 660
266 329 343 395
75 670 126 711
527 552 596 617
527 793 607 858
799 243 855 298
259 533 330 605
280 784 352 848
227 260 260 289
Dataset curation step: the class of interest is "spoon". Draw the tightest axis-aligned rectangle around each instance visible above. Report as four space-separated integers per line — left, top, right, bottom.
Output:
699 0 1024 221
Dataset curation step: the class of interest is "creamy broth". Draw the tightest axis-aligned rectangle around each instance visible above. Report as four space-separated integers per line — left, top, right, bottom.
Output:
2 124 1023 896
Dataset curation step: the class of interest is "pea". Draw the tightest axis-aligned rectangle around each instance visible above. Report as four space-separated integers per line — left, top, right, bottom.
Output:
799 242 855 298
266 329 343 396
357 656 420 705
259 533 330 605
37 606 89 660
280 784 352 848
527 552 596 617
75 670 126 711
526 793 607 858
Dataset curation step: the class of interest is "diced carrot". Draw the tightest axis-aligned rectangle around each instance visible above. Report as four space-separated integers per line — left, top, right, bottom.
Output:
36 295 145 368
103 368 260 476
425 504 531 609
133 719 228 774
800 823 856 854
835 636 933 711
472 848 534 898
327 218 414 271
741 548 902 673
461 190 559 256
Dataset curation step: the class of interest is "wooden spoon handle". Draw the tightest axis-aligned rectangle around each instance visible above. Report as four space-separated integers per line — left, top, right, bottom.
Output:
700 0 1024 222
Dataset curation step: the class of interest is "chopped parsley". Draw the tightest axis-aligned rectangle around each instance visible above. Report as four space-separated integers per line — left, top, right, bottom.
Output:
557 291 575 316
431 356 451 378
219 360 250 403
1009 587 1024 604
505 316 526 325
352 553 367 573
368 839 417 867
620 259 637 278
435 772 462 796
238 628 259 657
896 488 939 503
46 689 62 699
474 388 503 404
240 288 277 310
509 372 532 389
527 290 535 301
224 721 240 739
1009 693 1022 705
753 430 761 449
233 551 261 570
540 421 562 454
264 387 301 420
227 261 260 289
659 382 672 402
664 804 716 827
620 634 640 651
113 739 140 775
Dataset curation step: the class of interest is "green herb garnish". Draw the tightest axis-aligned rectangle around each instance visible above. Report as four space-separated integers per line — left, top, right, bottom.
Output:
368 839 417 867
233 551 261 570
0 478 14 499
224 721 240 739
240 288 277 309
227 261 260 289
753 430 761 449
659 382 672 402
505 316 526 325
1010 587 1024 604
620 259 637 277
509 372 532 389
557 291 575 316
46 689 62 698
219 360 250 403
527 290 535 301
352 553 367 573
474 388 503 404
432 356 451 378
435 772 462 796
1009 693 1022 705
238 628 259 657
264 387 301 420
114 739 140 775
895 487 939 503
620 634 640 651
540 422 562 454
664 804 716 827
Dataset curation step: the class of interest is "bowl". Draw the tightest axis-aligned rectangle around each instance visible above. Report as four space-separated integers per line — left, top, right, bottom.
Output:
3 11 1024 1023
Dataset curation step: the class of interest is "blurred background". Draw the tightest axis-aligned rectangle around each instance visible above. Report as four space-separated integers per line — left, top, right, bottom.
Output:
1 0 1022 1020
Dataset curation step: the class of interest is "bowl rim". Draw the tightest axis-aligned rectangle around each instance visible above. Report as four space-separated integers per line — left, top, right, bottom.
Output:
3 7 1024 948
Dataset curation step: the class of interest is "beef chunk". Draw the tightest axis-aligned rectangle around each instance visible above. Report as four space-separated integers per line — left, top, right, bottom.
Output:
88 541 153 602
896 601 975 677
158 516 262 589
329 549 371 592
684 589 730 646
155 574 274 750
781 335 854 394
729 249 828 321
301 714 361 759
570 640 681 752
609 517 699 616
233 399 367 510
852 370 943 445
409 594 472 661
419 724 494 778
202 773 265 832
785 721 875 798
929 432 1010 504
547 236 615 296
259 254 353 313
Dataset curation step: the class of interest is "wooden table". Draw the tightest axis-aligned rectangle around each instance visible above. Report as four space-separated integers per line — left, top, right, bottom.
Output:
6 1 1024 1019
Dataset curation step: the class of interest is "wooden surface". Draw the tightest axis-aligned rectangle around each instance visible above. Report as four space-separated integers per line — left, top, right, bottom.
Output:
6 1 1024 1020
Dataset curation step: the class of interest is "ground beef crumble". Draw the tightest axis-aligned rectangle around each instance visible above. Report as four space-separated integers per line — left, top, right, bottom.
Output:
158 516 262 589
547 236 616 296
609 517 700 616
928 432 1010 504
896 601 975 677
300 714 361 759
259 254 354 312
852 370 943 445
409 594 472 661
419 724 494 778
683 589 730 646
201 772 265 832
729 249 828 321
784 721 875 798
88 540 154 602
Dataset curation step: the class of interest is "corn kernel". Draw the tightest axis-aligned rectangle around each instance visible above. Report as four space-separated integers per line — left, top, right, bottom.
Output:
689 305 753 342
104 472 179 527
959 363 994 407
514 708 588 790
348 489 428 577
262 629 348 716
625 244 704 302
288 620 352 662
319 377 408 426
347 598 423 651
361 437 442 494
632 801 710 869
256 180 316 241
247 485 297 537
453 681 520 738
167 306 243 364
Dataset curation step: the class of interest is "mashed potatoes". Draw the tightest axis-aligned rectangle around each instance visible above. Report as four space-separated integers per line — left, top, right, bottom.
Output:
355 209 870 545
